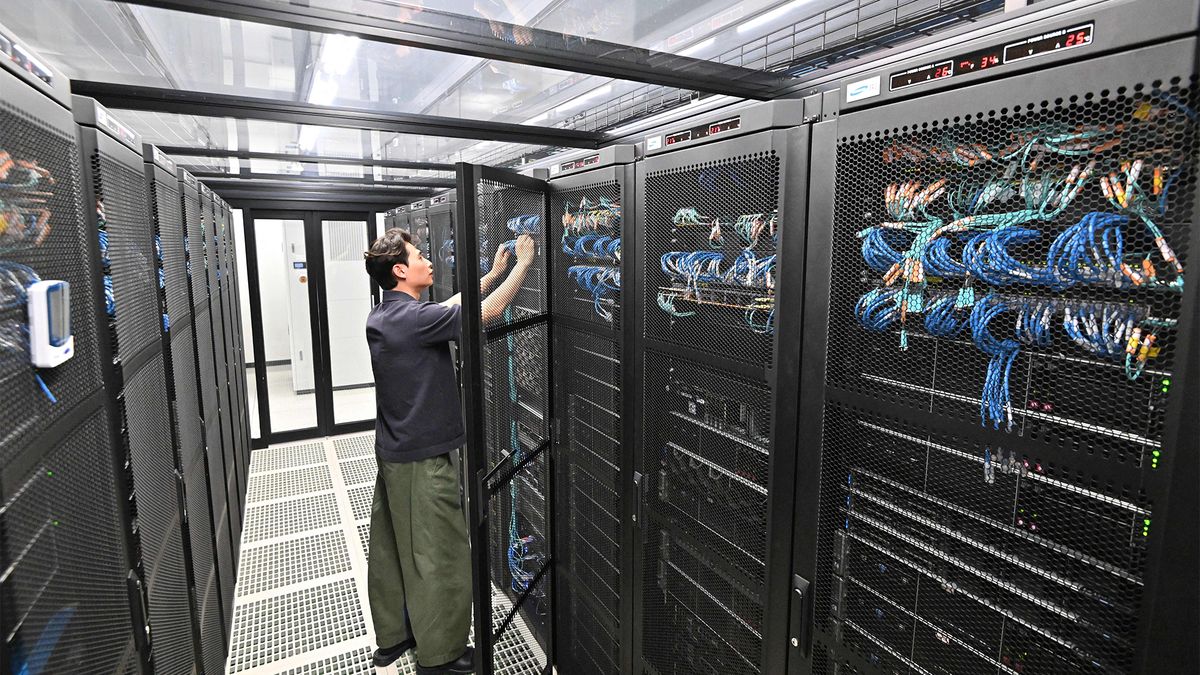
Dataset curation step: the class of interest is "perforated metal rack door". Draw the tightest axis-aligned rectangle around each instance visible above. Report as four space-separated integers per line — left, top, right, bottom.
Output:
89 142 158 360
1 408 138 673
633 126 809 675
0 81 101 462
797 38 1200 675
554 328 622 675
550 169 624 330
457 166 554 675
425 206 455 302
639 132 783 368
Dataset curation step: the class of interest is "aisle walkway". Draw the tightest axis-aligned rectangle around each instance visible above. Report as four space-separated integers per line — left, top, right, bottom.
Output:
224 432 545 675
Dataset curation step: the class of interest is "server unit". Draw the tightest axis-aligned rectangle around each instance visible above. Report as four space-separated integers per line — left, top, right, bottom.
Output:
145 143 229 674
75 95 199 675
200 183 240 620
428 194 460 302
220 197 252 506
633 100 810 675
456 167 554 675
0 25 142 674
393 204 411 230
548 146 636 675
212 194 246 553
792 2 1200 673
179 168 236 667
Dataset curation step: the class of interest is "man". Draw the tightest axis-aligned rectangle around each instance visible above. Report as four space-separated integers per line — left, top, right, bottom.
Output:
363 228 536 674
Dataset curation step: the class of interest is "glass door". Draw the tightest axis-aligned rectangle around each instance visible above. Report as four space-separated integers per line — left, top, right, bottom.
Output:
243 209 377 444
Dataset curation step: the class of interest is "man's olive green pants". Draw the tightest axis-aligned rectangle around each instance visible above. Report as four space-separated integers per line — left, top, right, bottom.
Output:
368 453 471 667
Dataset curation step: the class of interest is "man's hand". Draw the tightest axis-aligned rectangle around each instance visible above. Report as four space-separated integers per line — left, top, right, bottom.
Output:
492 243 512 273
514 234 536 266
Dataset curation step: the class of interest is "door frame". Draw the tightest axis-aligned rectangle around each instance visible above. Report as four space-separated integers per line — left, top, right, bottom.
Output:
238 204 380 447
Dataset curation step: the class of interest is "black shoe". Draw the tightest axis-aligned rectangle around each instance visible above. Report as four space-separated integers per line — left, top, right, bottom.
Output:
372 637 417 667
415 646 474 674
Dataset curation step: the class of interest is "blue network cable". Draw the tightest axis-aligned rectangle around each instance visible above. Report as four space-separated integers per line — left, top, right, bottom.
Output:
507 214 541 235
568 265 620 321
970 294 1020 430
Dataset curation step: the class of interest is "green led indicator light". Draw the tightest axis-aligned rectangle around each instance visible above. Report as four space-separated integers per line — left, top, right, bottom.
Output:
1163 378 1172 385
51 520 60 527
1153 450 1162 457
1144 518 1152 525
46 470 53 477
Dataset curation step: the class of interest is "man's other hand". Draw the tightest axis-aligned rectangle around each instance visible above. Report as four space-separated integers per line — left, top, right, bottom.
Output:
515 234 536 265
492 243 512 272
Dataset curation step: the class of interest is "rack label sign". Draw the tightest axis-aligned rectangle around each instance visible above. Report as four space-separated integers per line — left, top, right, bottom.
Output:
646 135 663 151
846 76 881 103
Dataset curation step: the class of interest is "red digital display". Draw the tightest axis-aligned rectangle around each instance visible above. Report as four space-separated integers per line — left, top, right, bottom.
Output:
561 154 601 171
888 22 1095 93
664 116 740 147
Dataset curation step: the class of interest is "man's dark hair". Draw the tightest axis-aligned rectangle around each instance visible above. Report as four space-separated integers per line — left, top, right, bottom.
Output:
365 228 417 289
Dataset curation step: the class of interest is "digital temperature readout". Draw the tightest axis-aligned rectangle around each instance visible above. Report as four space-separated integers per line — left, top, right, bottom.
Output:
888 22 1094 92
665 116 742 146
560 154 600 171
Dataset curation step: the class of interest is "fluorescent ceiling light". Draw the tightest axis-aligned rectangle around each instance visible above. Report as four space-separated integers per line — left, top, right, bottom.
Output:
522 111 551 124
679 38 715 57
737 0 810 34
307 75 338 105
298 126 321 152
319 34 361 76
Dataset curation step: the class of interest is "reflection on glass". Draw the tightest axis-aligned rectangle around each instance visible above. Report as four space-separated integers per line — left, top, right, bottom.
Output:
322 220 376 424
233 209 261 440
254 218 318 431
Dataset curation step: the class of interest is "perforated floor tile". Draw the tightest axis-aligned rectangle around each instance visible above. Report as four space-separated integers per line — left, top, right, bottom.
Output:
492 589 547 675
357 522 370 560
277 645 374 674
242 493 341 544
245 464 333 504
333 433 375 460
236 530 352 597
339 457 378 486
250 441 327 473
226 578 367 673
349 484 374 521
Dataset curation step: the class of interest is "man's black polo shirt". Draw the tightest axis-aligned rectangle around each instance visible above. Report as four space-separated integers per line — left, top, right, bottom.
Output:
367 289 464 463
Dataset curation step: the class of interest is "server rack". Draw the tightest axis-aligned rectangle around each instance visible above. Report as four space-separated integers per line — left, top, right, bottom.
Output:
145 143 227 674
0 27 142 674
424 196 460 302
393 205 411 230
179 168 235 672
221 197 252 514
199 182 240 621
547 146 636 675
75 95 198 675
213 195 246 556
456 165 554 675
792 2 1200 673
633 101 810 675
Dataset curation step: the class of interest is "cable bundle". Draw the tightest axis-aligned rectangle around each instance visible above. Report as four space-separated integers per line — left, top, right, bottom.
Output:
561 233 620 261
507 214 541 235
1045 212 1129 287
854 288 900 332
568 265 620 321
970 294 1021 430
661 251 724 294
724 249 775 289
1099 159 1186 290
733 212 777 247
562 196 620 234
0 151 53 252
1062 302 1143 360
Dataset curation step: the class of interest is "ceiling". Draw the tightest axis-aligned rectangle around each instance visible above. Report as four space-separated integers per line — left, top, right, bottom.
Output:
0 0 828 174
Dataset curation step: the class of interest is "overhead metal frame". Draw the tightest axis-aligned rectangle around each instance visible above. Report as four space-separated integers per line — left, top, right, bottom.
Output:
70 81 607 149
109 0 792 100
156 146 455 172
185 170 455 188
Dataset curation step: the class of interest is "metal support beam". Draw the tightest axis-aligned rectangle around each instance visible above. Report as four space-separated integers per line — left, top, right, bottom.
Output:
71 81 606 149
109 0 791 99
186 170 455 188
197 177 434 196
157 146 455 172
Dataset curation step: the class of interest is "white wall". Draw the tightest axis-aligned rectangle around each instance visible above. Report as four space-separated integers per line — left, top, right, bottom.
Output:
247 219 295 365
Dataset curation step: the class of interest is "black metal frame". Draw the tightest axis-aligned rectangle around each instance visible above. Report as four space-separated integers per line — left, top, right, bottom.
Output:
790 26 1200 675
108 0 791 99
186 171 456 189
156 146 455 172
455 163 556 675
630 122 810 675
70 81 606 149
237 205 377 447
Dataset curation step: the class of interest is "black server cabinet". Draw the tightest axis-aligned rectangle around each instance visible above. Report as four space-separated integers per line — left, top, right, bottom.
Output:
394 206 412 230
633 101 810 675
455 166 554 675
75 96 197 675
383 207 396 230
429 195 461 303
200 183 239 621
792 3 1200 674
145 143 225 674
546 146 636 675
213 196 245 555
0 32 142 674
179 168 234 673
221 199 251 509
